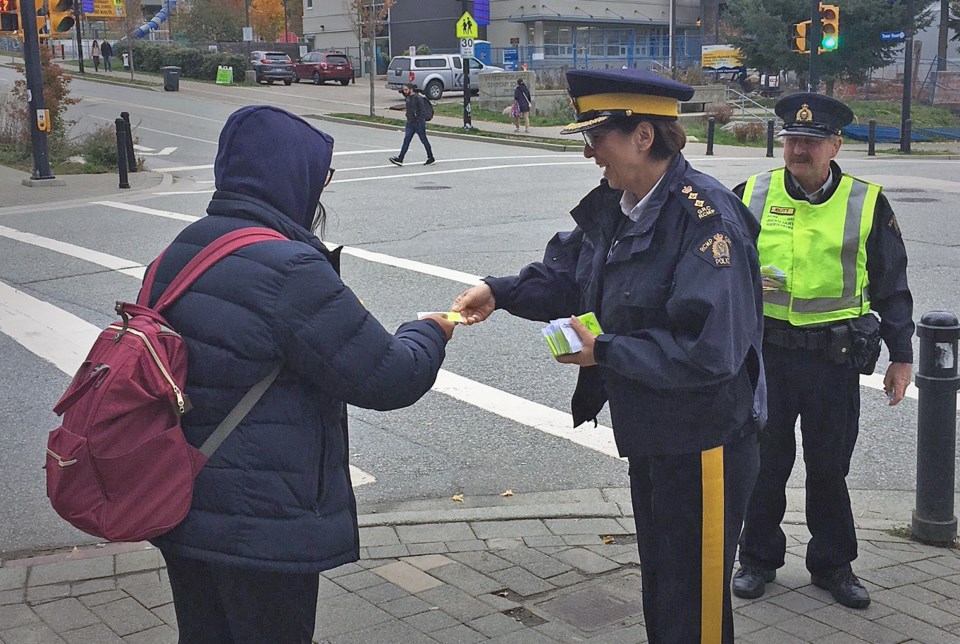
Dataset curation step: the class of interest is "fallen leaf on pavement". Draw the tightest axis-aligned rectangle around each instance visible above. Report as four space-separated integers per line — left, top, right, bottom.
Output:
501 490 514 497
601 535 615 544
451 494 464 502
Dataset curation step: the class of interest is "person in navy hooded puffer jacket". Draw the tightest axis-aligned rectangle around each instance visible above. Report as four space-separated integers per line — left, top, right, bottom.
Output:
140 106 454 643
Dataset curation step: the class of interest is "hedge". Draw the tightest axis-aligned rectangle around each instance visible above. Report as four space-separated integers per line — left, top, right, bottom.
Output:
112 43 247 83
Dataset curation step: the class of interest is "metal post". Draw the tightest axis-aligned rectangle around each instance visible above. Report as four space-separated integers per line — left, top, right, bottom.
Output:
75 7 84 74
868 119 876 156
900 0 915 154
115 118 130 189
808 0 821 92
461 0 472 130
19 0 54 180
706 117 715 156
120 112 136 172
766 119 774 158
912 311 960 544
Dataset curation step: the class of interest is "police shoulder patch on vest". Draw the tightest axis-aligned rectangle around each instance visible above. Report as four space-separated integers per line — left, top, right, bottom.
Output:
676 181 719 222
695 231 733 267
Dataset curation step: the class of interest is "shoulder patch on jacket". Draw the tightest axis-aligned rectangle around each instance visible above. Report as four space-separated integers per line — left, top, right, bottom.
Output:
675 181 719 222
695 232 733 267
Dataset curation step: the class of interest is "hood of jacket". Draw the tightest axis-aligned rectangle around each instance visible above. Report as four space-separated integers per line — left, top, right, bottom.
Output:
212 106 333 231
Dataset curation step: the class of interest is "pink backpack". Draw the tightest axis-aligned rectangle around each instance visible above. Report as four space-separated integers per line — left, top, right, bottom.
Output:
46 228 285 542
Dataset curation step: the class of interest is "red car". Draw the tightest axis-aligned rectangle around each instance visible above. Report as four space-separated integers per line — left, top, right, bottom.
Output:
294 51 354 86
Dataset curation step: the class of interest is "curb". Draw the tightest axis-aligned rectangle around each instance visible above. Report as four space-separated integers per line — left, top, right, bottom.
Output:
307 113 581 153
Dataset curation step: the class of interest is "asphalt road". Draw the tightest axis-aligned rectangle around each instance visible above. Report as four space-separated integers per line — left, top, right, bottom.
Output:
1 67 958 557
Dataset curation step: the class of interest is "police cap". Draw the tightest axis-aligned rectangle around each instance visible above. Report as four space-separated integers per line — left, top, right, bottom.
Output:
775 92 854 138
560 69 695 136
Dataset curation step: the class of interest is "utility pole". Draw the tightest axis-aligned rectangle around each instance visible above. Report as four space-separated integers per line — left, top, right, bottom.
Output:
808 0 821 91
19 0 54 180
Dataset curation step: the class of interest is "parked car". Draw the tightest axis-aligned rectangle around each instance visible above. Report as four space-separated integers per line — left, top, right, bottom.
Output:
249 50 295 85
385 54 504 101
294 51 353 85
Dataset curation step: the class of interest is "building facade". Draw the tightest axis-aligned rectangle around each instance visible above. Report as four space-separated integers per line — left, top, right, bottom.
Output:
303 0 709 74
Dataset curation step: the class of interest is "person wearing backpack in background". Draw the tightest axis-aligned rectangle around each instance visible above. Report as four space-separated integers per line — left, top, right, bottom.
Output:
141 105 455 643
389 82 435 167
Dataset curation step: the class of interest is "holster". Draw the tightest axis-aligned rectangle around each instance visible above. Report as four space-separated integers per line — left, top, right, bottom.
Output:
847 314 882 375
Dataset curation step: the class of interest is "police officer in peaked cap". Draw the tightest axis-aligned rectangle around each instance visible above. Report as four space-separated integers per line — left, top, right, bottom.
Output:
732 92 914 610
452 68 766 644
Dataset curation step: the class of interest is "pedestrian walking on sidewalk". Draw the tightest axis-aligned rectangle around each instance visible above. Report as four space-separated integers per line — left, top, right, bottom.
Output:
140 105 454 643
101 40 113 71
513 78 532 133
731 93 914 610
91 40 101 72
451 69 766 644
389 83 435 167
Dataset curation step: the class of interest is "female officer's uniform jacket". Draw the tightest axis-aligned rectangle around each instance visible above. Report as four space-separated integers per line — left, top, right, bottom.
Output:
143 106 448 574
485 153 766 457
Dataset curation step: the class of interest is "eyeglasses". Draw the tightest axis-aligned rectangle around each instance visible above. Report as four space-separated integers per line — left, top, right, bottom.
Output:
323 168 336 187
582 129 609 149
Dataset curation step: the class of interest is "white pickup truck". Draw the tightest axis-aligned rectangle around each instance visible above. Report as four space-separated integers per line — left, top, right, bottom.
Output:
385 54 504 101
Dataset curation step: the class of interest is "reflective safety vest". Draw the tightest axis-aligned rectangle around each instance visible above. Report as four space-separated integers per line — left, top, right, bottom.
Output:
742 168 879 326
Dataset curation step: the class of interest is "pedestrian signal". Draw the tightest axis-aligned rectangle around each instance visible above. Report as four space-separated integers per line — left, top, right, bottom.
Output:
791 20 810 54
34 0 50 39
49 0 74 33
0 0 17 33
819 4 839 53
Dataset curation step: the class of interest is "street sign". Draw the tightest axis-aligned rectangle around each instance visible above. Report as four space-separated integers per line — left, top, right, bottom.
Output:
881 31 906 42
456 12 478 39
460 38 474 58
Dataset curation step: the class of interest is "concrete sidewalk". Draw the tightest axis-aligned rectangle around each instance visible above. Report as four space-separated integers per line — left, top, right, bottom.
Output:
3 487 960 643
0 165 166 211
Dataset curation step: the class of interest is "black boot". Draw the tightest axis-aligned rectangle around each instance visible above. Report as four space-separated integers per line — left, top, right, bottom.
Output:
732 565 776 599
811 568 870 609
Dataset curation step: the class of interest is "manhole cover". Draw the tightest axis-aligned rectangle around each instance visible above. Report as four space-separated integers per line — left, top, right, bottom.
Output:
890 197 938 203
536 588 643 632
414 185 452 191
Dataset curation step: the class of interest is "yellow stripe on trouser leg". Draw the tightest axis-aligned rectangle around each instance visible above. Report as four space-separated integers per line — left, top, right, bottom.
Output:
701 446 725 643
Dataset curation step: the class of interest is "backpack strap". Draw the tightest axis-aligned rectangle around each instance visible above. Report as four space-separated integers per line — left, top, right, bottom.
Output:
198 364 282 458
148 228 287 313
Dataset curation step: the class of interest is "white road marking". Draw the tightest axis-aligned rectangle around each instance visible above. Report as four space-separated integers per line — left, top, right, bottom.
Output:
0 280 376 487
0 225 146 278
91 201 200 222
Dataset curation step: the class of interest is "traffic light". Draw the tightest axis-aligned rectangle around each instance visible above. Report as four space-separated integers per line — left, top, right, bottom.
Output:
791 20 810 54
819 4 840 53
33 0 50 39
0 0 17 33
48 0 74 34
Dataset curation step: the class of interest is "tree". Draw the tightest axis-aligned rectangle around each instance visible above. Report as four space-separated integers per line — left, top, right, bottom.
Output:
723 0 936 93
346 0 396 116
950 0 960 44
181 0 245 43
251 0 284 42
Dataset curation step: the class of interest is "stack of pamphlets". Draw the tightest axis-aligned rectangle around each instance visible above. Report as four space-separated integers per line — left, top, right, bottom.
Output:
541 312 603 357
760 265 787 291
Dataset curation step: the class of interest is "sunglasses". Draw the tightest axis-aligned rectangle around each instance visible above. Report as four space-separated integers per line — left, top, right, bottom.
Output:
323 168 336 187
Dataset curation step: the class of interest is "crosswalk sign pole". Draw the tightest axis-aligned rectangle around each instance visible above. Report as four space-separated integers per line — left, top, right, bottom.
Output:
459 1 472 130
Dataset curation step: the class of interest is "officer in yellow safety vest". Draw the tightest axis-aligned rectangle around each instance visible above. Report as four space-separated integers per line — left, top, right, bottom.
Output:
731 93 914 610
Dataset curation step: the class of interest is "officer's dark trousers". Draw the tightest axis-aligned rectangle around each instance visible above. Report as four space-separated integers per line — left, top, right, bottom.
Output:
162 551 319 644
738 345 861 574
630 431 758 644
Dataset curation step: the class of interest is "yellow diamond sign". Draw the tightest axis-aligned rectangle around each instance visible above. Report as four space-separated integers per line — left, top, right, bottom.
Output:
456 12 478 39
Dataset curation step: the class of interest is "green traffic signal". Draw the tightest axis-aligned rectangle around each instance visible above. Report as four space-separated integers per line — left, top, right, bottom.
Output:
821 35 838 51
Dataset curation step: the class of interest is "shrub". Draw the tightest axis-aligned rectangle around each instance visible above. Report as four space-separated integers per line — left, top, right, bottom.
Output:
733 122 765 143
113 42 246 81
70 123 120 170
707 103 734 125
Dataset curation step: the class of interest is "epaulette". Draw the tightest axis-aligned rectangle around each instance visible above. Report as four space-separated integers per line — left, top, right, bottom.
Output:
673 179 720 223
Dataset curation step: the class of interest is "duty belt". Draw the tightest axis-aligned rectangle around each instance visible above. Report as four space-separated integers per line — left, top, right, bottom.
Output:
763 327 831 350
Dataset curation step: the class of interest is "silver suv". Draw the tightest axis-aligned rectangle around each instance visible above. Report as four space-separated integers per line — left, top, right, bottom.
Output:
385 54 504 101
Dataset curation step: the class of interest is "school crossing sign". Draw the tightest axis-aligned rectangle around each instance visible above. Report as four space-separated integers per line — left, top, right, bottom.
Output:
456 12 478 39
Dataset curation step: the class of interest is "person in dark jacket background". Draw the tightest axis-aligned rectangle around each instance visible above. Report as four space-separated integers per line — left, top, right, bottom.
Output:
100 40 113 71
390 83 435 167
513 78 532 133
141 105 454 643
451 69 765 644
